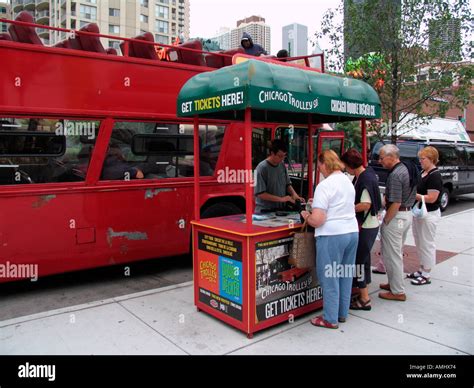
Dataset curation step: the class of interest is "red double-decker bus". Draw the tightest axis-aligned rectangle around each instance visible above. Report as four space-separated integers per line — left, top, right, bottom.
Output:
0 13 342 283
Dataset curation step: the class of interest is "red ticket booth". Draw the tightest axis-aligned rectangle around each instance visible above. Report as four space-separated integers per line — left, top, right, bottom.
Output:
177 57 381 337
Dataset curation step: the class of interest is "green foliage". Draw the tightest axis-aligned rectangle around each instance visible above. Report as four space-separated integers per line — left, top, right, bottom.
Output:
315 0 473 143
335 121 362 151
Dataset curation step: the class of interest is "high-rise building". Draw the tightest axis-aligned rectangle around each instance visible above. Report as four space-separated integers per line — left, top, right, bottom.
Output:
10 0 190 48
343 0 401 61
0 2 13 33
231 15 270 53
429 18 462 61
212 16 271 53
309 41 323 70
213 27 231 50
282 23 307 57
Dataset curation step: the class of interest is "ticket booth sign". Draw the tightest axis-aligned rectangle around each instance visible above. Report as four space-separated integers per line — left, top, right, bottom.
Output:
197 232 243 322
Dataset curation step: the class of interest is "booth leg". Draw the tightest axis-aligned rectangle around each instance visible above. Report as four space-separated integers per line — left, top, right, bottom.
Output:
247 333 254 339
196 307 202 312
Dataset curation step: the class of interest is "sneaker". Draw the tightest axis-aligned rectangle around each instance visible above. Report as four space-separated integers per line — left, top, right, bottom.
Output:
406 271 422 279
410 275 431 286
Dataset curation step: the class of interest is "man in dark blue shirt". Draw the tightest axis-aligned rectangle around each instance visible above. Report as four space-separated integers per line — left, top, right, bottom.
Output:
241 32 267 56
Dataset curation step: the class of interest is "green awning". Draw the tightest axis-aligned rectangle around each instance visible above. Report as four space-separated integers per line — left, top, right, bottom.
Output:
177 59 381 123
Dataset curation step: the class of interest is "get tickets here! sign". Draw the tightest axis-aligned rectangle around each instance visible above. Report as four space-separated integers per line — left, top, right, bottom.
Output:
179 87 380 119
180 90 245 115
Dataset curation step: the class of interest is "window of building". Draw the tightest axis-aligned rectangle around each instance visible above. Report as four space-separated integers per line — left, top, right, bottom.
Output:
158 0 170 4
109 25 120 34
156 20 169 34
109 8 120 17
101 122 225 181
156 5 169 19
80 5 97 20
109 40 120 50
79 5 97 20
0 117 100 185
155 34 169 44
140 14 148 23
79 20 89 28
141 0 149 7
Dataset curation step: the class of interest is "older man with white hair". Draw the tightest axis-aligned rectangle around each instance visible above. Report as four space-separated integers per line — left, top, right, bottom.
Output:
378 144 417 301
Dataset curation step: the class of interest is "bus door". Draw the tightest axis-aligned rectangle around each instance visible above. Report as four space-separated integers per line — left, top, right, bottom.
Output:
314 131 345 186
275 126 345 198
252 127 272 169
275 125 308 199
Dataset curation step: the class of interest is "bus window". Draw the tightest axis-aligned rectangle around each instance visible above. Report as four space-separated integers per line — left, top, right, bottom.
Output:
102 121 225 180
0 117 99 185
321 137 343 156
275 126 307 176
252 128 272 169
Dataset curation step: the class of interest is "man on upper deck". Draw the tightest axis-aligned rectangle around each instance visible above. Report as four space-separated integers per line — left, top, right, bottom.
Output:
240 32 267 57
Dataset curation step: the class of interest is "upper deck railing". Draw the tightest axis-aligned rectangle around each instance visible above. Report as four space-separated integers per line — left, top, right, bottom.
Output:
0 16 325 73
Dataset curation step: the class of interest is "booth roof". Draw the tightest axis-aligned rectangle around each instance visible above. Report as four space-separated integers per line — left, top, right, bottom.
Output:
177 59 381 124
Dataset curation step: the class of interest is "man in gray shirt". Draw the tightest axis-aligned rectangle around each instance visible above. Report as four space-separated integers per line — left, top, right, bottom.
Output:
254 139 304 213
378 144 417 302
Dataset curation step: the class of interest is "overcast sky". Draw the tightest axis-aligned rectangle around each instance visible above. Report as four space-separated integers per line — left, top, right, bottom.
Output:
189 0 341 55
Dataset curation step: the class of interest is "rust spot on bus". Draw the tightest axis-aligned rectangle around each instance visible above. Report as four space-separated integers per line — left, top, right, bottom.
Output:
106 228 148 248
32 195 56 208
144 188 173 199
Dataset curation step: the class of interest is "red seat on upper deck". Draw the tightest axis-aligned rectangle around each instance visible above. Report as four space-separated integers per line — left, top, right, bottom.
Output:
120 32 158 60
205 47 244 68
77 23 106 53
172 40 206 66
8 11 43 45
0 32 12 41
106 47 118 55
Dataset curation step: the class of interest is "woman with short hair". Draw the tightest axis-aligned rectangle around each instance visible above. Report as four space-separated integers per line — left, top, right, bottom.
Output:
301 150 359 329
341 149 382 311
409 146 443 285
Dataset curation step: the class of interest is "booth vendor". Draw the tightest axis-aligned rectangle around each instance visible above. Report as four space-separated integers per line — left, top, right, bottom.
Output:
254 139 304 213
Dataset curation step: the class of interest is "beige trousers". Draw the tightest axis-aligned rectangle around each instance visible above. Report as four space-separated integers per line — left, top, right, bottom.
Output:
381 211 413 294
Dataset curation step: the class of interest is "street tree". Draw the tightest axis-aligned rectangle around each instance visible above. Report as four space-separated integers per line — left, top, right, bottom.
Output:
315 0 473 143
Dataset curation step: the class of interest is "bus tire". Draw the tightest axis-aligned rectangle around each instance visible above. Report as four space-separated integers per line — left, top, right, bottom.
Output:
440 187 450 212
201 202 242 219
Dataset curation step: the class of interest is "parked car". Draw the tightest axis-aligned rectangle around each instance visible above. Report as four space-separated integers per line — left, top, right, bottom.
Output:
369 140 474 211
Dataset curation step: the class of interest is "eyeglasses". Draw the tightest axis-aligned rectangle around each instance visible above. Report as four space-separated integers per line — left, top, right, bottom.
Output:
378 155 386 161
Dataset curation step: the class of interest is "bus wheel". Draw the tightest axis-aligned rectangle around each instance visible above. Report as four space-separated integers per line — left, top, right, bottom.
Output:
201 202 242 219
440 188 450 212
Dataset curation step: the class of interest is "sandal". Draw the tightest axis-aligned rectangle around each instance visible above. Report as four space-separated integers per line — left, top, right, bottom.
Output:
350 297 372 311
411 275 431 285
407 271 422 279
310 316 338 329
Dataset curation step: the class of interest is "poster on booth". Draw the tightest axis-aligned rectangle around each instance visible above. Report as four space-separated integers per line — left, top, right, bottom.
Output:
256 237 321 323
197 232 243 321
